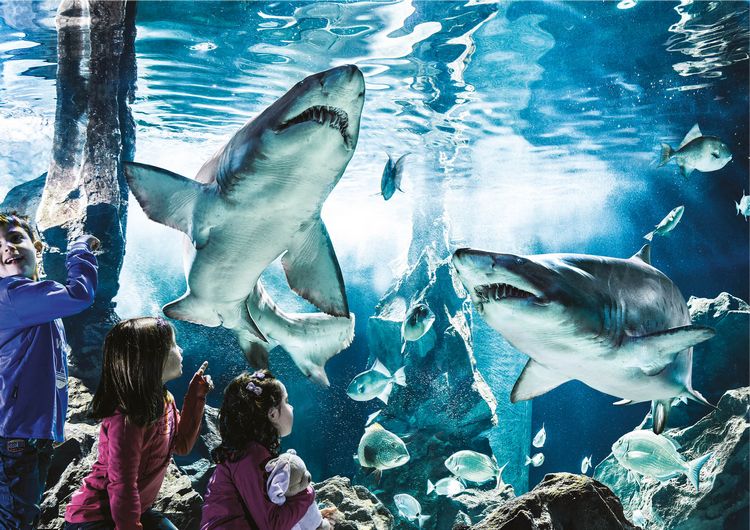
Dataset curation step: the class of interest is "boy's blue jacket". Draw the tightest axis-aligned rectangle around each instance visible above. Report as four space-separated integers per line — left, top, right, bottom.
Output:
0 241 97 442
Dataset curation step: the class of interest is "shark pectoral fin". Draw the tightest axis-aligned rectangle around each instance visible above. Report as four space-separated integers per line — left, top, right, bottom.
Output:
630 325 715 376
163 294 221 327
124 162 206 236
510 359 571 403
282 218 349 317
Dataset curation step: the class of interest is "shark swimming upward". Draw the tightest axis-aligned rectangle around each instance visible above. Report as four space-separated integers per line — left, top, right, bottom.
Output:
124 65 365 385
452 244 715 433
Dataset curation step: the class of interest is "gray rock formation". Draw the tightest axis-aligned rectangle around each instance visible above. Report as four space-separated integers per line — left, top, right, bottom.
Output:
358 242 500 530
315 475 394 530
471 473 638 530
15 0 137 383
595 387 749 529
40 378 204 530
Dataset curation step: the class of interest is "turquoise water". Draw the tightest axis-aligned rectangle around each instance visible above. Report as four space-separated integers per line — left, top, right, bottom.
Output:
1 0 748 508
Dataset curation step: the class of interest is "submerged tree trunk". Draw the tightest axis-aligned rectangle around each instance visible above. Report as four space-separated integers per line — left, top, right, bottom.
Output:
35 0 137 383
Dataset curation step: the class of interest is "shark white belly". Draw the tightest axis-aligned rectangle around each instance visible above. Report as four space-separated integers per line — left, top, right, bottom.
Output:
452 244 715 433
124 65 365 385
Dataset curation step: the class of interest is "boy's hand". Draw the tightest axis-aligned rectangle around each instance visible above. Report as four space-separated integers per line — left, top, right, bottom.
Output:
74 235 101 251
189 360 214 399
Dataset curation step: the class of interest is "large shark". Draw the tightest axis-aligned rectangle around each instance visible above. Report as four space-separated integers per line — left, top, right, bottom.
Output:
452 244 715 433
124 65 365 386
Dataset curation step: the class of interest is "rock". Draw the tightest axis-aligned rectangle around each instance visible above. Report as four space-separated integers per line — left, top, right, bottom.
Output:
449 485 514 524
175 404 220 494
358 242 500 529
595 387 749 529
314 475 394 530
472 473 638 529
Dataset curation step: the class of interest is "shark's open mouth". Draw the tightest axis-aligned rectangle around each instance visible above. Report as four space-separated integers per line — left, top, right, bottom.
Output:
474 283 538 303
277 105 351 148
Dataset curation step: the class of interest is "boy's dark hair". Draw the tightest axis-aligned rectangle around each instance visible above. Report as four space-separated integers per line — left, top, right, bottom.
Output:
0 212 38 242
90 317 174 427
212 369 284 464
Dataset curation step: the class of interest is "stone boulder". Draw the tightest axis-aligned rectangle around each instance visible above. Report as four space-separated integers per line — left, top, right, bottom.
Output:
471 473 637 529
315 475 394 530
595 387 749 529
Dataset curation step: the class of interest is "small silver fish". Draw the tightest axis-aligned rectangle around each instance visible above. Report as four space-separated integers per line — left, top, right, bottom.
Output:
402 303 436 342
658 124 732 178
393 494 430 528
445 450 506 488
532 423 546 448
347 359 407 404
644 205 684 241
426 477 465 497
525 453 545 467
380 152 408 200
736 192 750 220
357 423 410 471
611 430 713 491
581 454 593 474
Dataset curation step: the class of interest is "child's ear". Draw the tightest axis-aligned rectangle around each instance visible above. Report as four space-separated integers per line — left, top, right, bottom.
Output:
268 406 279 422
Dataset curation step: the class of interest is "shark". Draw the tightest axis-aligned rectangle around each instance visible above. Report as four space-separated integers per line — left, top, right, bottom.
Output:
451 244 715 433
123 65 365 386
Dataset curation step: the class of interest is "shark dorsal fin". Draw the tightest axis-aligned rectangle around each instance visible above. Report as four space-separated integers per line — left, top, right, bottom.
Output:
678 123 702 150
632 244 651 265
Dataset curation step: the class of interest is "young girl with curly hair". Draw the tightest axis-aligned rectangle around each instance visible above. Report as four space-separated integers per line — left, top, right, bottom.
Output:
64 317 213 530
200 370 332 530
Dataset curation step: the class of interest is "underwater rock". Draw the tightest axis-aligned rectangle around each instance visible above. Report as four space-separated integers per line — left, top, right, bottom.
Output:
15 0 138 383
471 473 637 529
684 293 749 414
595 387 749 529
314 475 394 529
358 242 499 529
177 404 220 494
40 377 204 530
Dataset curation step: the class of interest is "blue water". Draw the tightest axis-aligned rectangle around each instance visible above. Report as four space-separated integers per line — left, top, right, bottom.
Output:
1 0 748 499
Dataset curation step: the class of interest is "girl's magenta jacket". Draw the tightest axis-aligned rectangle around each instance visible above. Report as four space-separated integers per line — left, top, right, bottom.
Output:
64 385 205 530
200 441 315 530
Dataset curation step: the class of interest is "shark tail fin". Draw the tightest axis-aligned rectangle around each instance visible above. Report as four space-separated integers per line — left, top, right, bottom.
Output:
392 366 407 387
686 451 714 491
651 399 671 434
658 143 674 167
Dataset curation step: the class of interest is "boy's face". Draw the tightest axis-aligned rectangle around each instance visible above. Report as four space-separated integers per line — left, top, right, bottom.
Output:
0 225 41 279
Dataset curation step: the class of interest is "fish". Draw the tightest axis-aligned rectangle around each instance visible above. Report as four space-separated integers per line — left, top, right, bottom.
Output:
123 66 365 386
612 430 713 491
644 205 684 241
658 123 732 178
379 152 408 200
402 302 436 342
426 476 465 497
444 450 506 488
346 359 407 405
525 453 544 467
357 423 410 472
451 244 715 434
736 191 750 220
581 454 593 474
393 494 430 528
532 423 546 448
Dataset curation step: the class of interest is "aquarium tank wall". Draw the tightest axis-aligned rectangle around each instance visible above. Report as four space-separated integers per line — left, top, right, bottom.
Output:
0 1 747 529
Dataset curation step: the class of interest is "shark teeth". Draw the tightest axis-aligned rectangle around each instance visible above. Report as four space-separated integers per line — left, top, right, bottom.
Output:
474 283 536 303
277 105 351 147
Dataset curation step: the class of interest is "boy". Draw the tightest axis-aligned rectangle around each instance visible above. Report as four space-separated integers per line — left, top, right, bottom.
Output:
0 212 99 529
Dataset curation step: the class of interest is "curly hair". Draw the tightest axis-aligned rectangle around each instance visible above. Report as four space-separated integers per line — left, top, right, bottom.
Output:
212 369 285 464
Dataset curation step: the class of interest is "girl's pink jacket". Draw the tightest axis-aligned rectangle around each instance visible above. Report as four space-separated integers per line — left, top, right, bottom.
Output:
64 383 205 530
200 441 315 530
